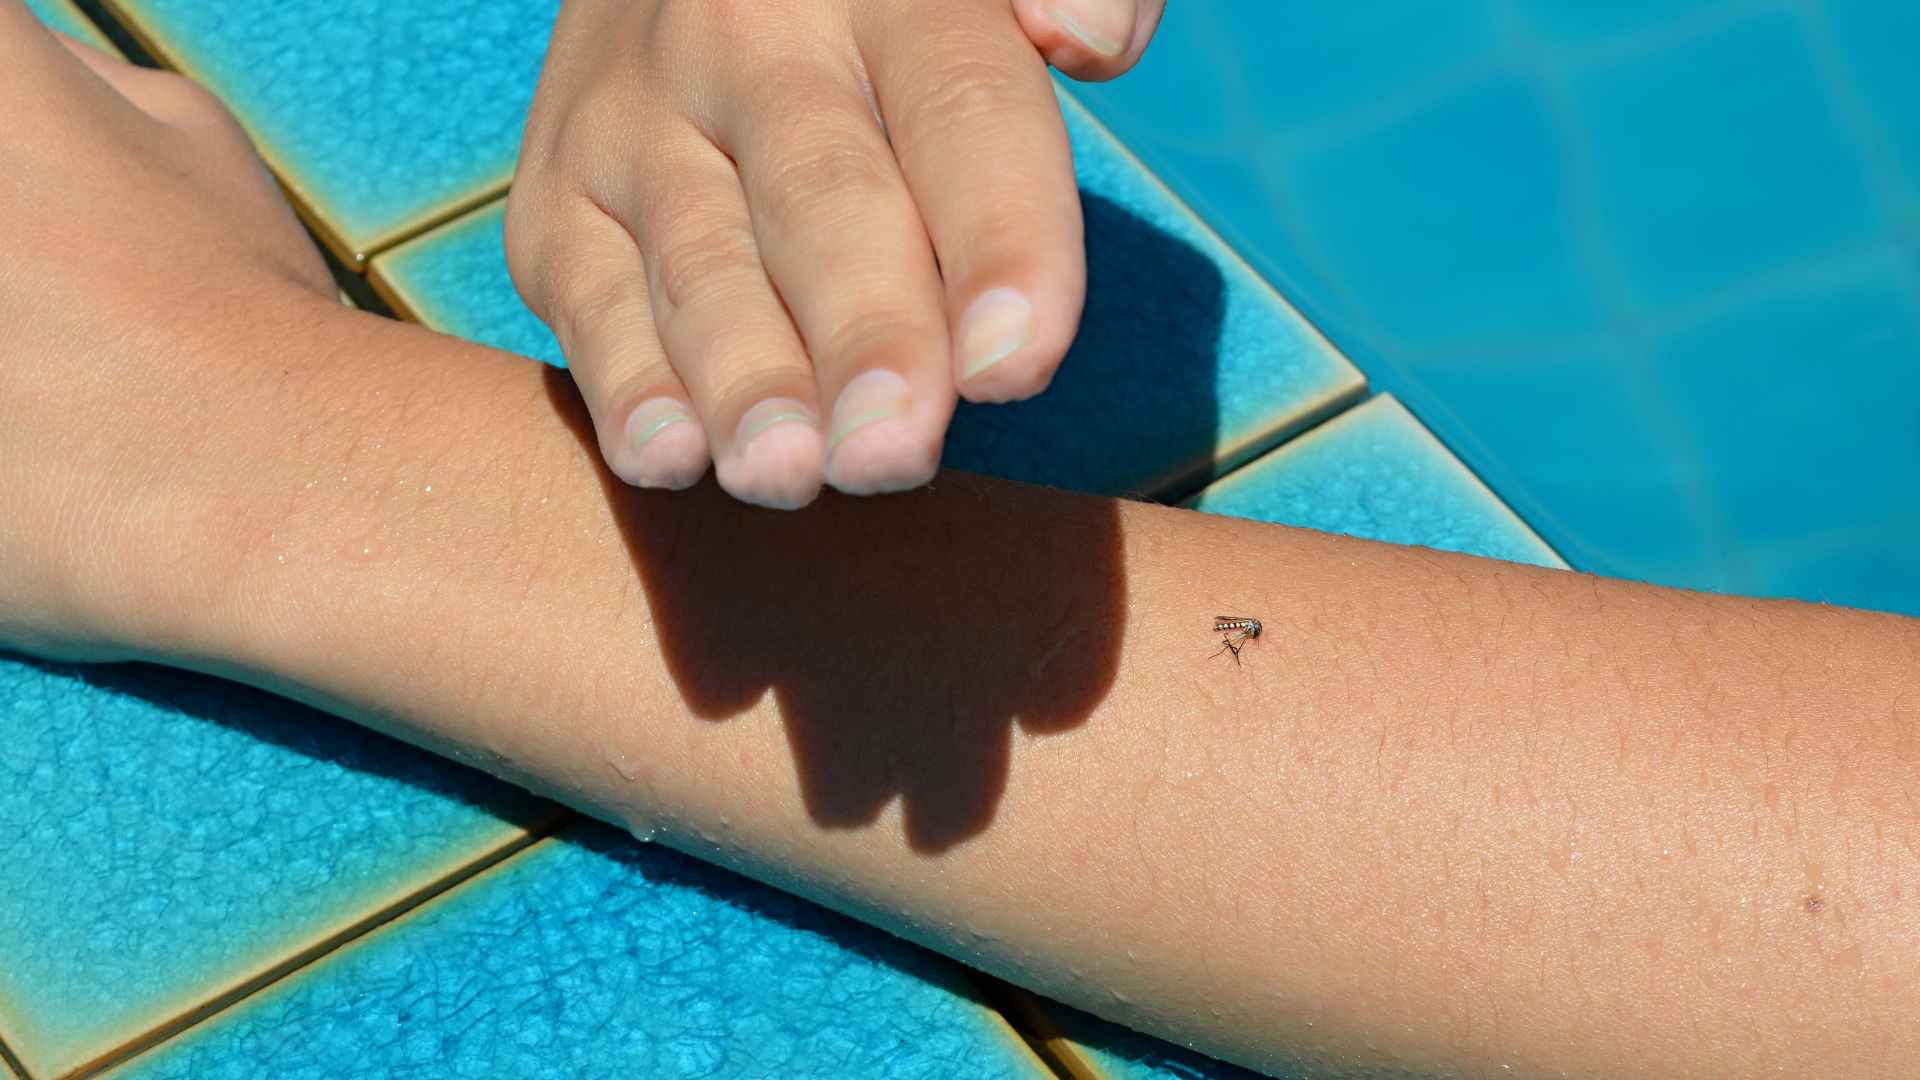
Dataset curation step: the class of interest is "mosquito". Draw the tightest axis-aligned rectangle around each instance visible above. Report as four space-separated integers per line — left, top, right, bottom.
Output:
1212 615 1263 666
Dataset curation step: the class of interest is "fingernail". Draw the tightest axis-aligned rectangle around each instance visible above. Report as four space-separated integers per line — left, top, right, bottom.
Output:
827 369 912 455
958 287 1035 380
1050 0 1131 57
728 397 822 509
735 397 817 457
628 398 693 455
624 398 703 489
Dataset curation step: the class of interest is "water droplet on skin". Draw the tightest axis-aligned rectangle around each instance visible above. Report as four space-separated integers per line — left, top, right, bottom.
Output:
628 821 657 844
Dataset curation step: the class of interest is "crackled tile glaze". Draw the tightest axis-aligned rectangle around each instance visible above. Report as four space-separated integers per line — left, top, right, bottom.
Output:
1192 395 1566 569
0 656 560 1078
105 0 557 262
108 821 1049 1080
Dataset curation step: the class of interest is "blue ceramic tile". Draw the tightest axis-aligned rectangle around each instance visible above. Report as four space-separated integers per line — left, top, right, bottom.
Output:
946 94 1362 496
1368 339 1724 585
108 820 1047 1080
1072 2 1920 616
23 0 111 50
1287 74 1603 348
1821 2 1920 190
1563 11 1879 309
370 200 562 366
372 90 1363 499
1191 395 1566 569
1644 250 1920 611
0 655 558 1078
105 0 558 261
1522 0 1722 48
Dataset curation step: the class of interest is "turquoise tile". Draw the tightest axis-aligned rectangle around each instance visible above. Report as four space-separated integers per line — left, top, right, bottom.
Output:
1072 2 1920 617
1522 0 1721 47
1822 2 1920 190
370 201 562 366
1645 250 1920 611
106 0 558 261
23 0 111 50
1370 339 1723 585
1287 74 1604 348
1084 2 1501 146
950 94 1361 496
0 656 557 1078
1191 395 1566 569
1564 11 1880 309
108 820 1047 1080
373 91 1363 499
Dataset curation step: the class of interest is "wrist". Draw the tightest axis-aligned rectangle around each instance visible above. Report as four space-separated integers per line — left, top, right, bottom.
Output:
88 293 374 669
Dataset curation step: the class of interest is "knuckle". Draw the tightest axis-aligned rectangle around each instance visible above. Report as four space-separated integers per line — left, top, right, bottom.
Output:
905 52 1020 134
501 187 579 316
819 305 935 369
647 215 760 315
554 268 648 353
756 133 897 223
501 194 547 294
705 356 809 415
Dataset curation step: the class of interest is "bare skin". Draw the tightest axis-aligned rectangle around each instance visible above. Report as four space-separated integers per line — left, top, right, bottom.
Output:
4 17 1918 1079
506 0 1166 507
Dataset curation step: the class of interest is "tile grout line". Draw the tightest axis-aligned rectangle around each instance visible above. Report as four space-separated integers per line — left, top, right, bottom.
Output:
63 807 576 1080
968 974 1109 1080
91 0 508 270
0 1029 35 1080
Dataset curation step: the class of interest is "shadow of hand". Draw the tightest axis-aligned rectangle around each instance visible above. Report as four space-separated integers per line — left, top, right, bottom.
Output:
545 368 1126 853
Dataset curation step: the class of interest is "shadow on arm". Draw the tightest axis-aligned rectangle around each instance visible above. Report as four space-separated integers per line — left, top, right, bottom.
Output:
546 370 1126 854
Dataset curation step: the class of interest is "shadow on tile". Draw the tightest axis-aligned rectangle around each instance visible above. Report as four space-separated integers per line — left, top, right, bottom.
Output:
62 659 550 823
111 819 1048 1080
0 652 556 1075
944 190 1227 500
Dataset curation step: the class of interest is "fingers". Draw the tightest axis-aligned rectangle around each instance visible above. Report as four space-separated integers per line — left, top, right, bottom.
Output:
503 191 711 493
706 62 953 495
1010 0 1166 81
600 134 830 507
860 2 1084 404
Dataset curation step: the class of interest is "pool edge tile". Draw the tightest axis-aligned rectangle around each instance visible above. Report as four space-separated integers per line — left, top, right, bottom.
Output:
28 0 116 52
99 826 1057 1080
98 0 514 267
1056 87 1370 495
1197 394 1570 569
1 798 570 1080
998 987 1113 1080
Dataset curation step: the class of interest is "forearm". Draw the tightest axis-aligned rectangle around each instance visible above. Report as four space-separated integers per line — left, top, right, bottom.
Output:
150 301 1920 1078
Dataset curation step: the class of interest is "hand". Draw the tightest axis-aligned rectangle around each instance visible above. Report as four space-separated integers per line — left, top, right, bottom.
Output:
0 9 337 662
505 0 1164 508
